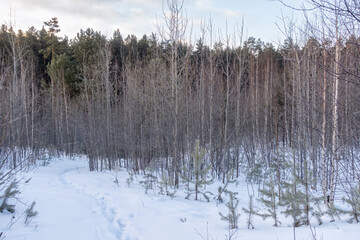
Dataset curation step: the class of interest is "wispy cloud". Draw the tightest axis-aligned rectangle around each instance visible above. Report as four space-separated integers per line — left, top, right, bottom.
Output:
222 9 239 18
0 0 303 43
1 0 162 38
195 0 213 8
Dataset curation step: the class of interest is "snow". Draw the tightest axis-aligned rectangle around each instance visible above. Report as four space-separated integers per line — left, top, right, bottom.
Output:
1 155 359 240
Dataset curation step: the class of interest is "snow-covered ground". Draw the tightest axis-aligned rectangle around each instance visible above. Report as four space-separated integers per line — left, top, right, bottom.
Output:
0 155 358 240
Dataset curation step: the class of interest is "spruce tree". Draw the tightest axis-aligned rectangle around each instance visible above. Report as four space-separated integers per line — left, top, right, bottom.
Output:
0 181 20 213
219 192 240 229
182 140 213 202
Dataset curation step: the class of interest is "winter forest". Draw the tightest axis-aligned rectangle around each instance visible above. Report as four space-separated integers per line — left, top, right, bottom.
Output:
1 0 360 239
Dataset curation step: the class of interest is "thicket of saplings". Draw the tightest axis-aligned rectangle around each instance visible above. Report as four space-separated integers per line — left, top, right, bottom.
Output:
128 139 360 230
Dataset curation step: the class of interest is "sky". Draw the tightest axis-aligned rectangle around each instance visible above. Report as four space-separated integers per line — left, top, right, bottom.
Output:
0 0 305 45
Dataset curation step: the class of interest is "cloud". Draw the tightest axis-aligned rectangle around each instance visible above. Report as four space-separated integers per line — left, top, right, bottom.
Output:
0 0 163 39
18 0 122 21
0 0 300 43
124 0 161 8
222 9 239 18
195 0 213 9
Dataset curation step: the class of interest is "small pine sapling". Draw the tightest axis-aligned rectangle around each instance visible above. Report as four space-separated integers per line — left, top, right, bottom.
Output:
258 175 281 226
113 166 121 186
158 173 176 198
215 172 236 204
280 158 318 227
280 178 307 227
311 195 325 225
337 183 360 223
297 159 325 226
325 201 339 222
0 181 20 213
242 195 256 229
182 140 213 202
296 160 314 226
219 192 240 229
24 201 38 225
245 162 264 185
126 170 135 188
39 152 51 166
140 172 157 194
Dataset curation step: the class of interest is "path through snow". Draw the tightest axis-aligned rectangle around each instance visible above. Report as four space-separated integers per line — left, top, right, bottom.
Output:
1 157 121 240
1 156 359 240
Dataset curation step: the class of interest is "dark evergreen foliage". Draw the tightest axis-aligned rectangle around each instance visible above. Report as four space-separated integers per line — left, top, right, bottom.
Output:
0 181 19 213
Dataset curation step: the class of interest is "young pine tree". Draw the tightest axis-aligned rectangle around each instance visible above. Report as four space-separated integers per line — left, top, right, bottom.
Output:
258 175 281 226
182 140 213 202
220 192 240 229
158 173 176 198
215 171 236 204
24 201 38 225
280 178 306 227
280 158 320 227
324 200 338 222
312 195 325 225
337 183 360 223
242 195 256 229
140 172 157 194
126 170 135 188
0 181 20 213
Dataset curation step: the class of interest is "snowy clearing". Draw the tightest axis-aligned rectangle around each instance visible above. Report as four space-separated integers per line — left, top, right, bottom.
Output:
0 155 358 240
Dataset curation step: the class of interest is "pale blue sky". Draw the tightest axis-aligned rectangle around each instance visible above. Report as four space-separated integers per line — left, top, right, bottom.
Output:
1 0 305 44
